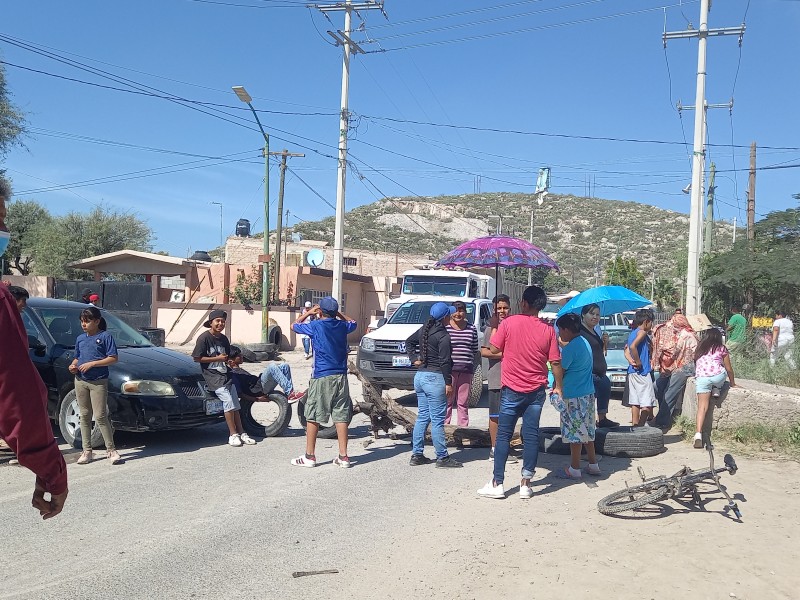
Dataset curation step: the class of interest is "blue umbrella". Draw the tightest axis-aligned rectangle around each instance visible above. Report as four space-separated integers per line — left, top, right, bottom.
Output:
556 285 652 317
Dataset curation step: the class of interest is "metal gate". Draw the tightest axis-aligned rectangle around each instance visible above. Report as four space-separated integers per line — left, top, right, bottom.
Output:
53 280 153 329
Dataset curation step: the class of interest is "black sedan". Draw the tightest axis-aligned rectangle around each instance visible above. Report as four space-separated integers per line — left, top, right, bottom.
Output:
22 298 225 448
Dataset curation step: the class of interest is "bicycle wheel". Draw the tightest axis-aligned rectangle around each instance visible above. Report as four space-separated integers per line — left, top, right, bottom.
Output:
597 481 670 515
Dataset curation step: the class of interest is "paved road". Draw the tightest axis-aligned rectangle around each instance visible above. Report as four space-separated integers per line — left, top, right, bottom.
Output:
2 352 799 599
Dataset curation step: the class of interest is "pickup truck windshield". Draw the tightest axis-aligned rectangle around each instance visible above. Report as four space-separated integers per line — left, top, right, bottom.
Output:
389 301 476 325
401 275 470 297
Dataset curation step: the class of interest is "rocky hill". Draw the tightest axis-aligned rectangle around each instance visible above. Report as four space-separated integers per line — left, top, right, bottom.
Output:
291 192 736 289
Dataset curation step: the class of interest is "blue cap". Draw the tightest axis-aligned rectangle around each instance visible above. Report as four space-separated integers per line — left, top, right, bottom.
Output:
430 302 456 321
319 296 339 315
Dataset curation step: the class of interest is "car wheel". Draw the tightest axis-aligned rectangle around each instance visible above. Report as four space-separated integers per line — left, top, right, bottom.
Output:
538 425 664 458
296 397 349 440
240 393 292 438
467 365 484 408
58 389 106 449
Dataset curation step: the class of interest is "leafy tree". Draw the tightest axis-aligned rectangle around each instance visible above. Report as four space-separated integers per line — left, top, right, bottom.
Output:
702 204 800 321
605 257 645 293
0 60 26 160
3 200 52 275
651 278 679 310
31 205 153 279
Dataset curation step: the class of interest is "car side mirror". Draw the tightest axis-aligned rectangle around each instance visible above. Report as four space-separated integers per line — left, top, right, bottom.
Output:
28 335 47 356
377 318 387 328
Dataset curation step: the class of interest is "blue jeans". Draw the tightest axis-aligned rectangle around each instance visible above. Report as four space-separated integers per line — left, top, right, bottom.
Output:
412 371 448 459
653 364 693 428
260 363 293 395
593 374 611 415
493 386 545 485
302 336 311 355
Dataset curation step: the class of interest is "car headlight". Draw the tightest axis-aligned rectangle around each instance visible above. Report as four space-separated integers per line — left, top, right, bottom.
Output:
121 380 176 396
360 337 375 352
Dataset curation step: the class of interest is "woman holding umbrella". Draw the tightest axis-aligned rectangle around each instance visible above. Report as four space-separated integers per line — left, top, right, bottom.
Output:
579 303 619 428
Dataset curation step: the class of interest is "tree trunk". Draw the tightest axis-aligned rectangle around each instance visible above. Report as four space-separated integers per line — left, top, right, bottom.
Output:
350 362 495 447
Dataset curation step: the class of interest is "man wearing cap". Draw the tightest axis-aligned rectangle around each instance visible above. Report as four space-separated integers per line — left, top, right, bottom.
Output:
88 293 101 307
0 178 68 519
192 309 257 447
80 288 94 304
291 297 357 468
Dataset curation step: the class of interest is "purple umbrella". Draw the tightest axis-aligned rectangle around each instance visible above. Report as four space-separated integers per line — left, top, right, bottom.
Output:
435 235 560 270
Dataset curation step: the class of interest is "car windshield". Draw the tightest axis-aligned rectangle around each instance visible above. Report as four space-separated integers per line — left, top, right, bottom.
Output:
388 301 476 325
33 307 153 348
401 275 469 297
542 302 561 314
605 329 630 350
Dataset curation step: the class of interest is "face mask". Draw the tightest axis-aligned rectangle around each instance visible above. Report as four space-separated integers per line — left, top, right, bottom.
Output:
0 231 9 256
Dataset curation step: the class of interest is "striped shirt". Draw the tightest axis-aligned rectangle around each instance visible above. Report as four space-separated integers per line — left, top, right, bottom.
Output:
446 323 479 373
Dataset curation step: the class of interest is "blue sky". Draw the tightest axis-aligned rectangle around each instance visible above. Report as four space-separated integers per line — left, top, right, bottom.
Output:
1 0 798 257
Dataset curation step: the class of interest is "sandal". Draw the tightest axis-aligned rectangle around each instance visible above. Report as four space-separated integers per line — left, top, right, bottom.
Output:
107 450 123 465
77 450 93 465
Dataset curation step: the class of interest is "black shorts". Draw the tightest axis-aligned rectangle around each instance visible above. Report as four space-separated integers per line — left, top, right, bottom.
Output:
488 389 502 418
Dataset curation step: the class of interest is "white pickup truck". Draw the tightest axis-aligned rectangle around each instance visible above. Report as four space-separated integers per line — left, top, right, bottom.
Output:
357 295 494 407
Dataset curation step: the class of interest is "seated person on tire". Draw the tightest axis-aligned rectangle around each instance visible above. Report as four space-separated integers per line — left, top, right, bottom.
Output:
226 347 305 403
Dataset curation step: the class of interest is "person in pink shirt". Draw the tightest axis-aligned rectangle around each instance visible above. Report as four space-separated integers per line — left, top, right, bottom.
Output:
0 179 68 519
477 286 564 500
692 327 737 449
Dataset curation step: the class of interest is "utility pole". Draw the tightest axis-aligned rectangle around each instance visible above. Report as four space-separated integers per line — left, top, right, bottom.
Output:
528 209 535 285
488 214 513 235
274 149 304 302
747 142 756 243
664 0 745 316
704 162 716 254
732 216 737 244
210 201 223 255
319 0 384 307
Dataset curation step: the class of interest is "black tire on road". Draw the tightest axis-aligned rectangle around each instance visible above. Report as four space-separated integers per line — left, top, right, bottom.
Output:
595 426 664 458
297 397 350 440
239 347 258 363
240 392 292 438
252 350 275 362
58 389 106 449
467 365 484 408
538 425 665 458
597 482 670 515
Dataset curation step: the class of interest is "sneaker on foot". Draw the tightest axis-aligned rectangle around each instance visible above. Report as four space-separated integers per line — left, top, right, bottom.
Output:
560 466 583 480
333 456 351 468
435 456 463 468
519 484 534 499
693 432 704 449
76 450 93 465
239 433 257 445
107 450 123 465
585 463 602 476
287 390 305 404
409 453 432 466
228 434 243 447
291 455 317 467
304 353 311 360
477 481 505 499
597 418 619 428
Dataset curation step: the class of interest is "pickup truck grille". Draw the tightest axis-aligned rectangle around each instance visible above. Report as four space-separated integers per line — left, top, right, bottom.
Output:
373 340 407 354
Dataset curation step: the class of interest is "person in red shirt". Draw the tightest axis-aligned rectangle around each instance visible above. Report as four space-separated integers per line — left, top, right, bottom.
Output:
478 285 563 501
0 179 68 519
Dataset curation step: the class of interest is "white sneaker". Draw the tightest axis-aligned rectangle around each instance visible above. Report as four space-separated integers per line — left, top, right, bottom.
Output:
239 433 256 445
291 455 317 468
519 485 534 500
228 434 243 447
477 481 505 499
585 463 602 476
693 432 704 449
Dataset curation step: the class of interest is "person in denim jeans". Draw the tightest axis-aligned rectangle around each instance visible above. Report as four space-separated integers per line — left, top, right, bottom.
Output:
405 302 462 468
478 286 563 500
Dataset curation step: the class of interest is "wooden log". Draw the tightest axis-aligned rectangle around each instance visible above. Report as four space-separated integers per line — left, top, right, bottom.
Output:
349 361 495 448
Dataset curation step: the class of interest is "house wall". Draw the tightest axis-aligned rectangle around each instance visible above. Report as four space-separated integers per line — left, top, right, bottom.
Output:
2 275 53 298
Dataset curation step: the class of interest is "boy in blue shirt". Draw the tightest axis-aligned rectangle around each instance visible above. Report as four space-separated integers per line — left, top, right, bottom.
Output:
291 297 357 468
626 308 657 426
553 313 600 479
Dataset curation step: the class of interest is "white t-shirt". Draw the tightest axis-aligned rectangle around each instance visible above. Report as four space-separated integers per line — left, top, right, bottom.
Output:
773 317 795 345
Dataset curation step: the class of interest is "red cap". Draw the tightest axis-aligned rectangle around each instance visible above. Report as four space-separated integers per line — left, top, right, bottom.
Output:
89 294 100 302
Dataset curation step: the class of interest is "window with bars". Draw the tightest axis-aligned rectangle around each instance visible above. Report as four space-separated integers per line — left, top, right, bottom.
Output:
299 289 347 312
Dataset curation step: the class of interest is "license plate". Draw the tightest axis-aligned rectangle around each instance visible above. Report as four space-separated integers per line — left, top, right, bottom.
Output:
205 400 224 415
611 374 626 383
392 355 411 367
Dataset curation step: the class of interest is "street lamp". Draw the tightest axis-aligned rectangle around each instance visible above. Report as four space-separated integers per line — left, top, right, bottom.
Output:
233 85 270 343
210 201 223 254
